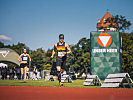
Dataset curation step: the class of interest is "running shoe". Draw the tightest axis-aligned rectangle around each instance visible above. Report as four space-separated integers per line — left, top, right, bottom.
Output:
59 82 63 86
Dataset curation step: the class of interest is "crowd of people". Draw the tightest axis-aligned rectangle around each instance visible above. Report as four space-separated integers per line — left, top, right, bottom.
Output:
0 66 38 80
0 67 20 80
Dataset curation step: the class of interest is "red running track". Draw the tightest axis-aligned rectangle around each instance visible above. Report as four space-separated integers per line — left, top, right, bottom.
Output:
0 86 133 100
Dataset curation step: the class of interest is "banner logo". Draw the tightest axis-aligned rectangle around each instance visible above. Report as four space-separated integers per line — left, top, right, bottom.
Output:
0 50 10 58
98 33 112 47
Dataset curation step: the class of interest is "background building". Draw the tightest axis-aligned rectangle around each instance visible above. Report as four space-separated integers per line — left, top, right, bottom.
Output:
97 12 118 32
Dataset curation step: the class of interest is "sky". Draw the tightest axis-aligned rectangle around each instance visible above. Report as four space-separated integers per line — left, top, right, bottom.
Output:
0 0 133 51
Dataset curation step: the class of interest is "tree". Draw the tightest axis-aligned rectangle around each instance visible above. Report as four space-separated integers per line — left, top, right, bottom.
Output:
30 48 53 71
105 15 131 32
81 52 90 77
77 38 90 53
30 48 45 71
121 32 133 76
66 38 91 75
6 42 27 55
0 42 4 48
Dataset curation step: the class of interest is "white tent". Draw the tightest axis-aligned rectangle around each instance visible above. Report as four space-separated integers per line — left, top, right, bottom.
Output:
0 63 8 68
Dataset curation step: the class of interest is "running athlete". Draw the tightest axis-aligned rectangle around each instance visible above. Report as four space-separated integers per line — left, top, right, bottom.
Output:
18 48 31 83
51 34 72 86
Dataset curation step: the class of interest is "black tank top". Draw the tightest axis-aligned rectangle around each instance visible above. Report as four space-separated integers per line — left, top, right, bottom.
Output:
21 54 28 61
56 42 67 57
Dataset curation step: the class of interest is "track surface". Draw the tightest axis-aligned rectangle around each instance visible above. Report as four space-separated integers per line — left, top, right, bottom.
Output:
0 86 133 100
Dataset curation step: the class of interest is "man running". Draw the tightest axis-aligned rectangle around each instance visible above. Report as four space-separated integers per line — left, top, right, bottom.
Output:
18 48 31 83
51 34 72 86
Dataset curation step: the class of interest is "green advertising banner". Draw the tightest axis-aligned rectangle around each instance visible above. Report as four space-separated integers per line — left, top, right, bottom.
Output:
90 31 122 79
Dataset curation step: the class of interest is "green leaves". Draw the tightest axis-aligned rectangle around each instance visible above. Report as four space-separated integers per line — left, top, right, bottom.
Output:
105 15 132 32
30 48 52 71
121 33 133 75
66 38 90 74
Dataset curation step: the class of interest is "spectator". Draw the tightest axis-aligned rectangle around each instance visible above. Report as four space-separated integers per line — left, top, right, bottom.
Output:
13 67 16 77
0 67 2 76
33 66 37 78
17 68 20 80
6 67 10 80
1 67 4 79
9 68 13 79
3 67 6 80
26 67 29 80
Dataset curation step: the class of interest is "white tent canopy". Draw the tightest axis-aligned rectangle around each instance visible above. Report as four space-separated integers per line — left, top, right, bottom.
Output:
0 63 8 68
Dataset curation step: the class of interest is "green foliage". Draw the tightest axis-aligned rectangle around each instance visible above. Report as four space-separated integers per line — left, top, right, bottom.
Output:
31 49 44 70
43 64 51 70
0 79 102 88
121 32 133 75
66 38 90 75
0 42 4 47
30 48 52 71
81 52 90 74
105 15 132 32
3 42 27 55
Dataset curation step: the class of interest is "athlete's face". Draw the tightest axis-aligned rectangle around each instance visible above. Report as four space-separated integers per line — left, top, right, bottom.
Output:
23 49 27 54
59 38 64 43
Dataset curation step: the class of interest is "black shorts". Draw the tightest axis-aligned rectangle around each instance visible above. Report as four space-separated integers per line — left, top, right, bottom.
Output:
26 73 29 76
20 63 27 68
56 56 67 70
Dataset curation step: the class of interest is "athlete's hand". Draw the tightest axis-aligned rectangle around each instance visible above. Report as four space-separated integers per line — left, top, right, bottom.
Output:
18 60 21 63
62 52 67 55
51 55 54 59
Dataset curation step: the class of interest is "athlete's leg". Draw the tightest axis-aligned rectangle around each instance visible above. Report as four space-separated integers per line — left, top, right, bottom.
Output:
26 73 28 80
56 57 62 84
24 66 27 82
57 66 61 82
60 69 64 75
60 57 66 82
20 68 24 80
61 57 66 74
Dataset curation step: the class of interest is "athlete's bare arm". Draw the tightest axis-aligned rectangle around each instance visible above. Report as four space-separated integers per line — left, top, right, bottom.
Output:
63 43 72 55
66 43 72 54
28 54 31 61
18 54 22 62
51 44 57 58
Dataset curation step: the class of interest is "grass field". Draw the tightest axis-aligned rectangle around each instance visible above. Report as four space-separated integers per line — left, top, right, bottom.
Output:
0 79 102 88
0 79 132 88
